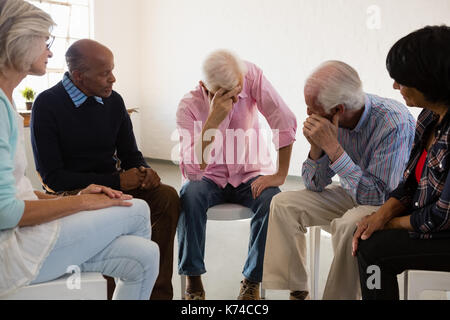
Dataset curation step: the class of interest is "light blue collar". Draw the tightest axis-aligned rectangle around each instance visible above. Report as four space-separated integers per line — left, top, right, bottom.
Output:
62 72 103 108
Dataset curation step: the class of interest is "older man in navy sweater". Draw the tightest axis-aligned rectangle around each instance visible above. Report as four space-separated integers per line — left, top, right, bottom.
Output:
31 39 180 300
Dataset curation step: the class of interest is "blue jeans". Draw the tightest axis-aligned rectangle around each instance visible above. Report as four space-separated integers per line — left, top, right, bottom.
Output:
177 177 280 282
31 199 160 300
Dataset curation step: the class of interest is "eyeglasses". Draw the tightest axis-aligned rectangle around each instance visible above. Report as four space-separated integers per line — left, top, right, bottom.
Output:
46 35 55 50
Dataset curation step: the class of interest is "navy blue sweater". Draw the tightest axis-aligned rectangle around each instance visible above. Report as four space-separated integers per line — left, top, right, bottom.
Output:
31 81 148 192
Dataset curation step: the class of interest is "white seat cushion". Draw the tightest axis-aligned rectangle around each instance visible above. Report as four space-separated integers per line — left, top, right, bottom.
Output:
207 204 254 221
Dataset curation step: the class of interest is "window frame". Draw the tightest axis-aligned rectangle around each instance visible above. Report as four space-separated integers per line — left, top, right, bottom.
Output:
16 0 93 110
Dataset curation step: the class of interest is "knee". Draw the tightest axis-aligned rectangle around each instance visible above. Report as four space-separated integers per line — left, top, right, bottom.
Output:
142 240 160 272
180 180 207 200
134 238 160 270
180 180 210 211
331 216 358 240
165 185 180 203
131 198 151 217
269 191 307 221
256 187 280 212
146 185 180 221
123 238 160 281
129 199 151 231
160 185 181 215
270 192 292 214
155 185 180 204
356 231 386 265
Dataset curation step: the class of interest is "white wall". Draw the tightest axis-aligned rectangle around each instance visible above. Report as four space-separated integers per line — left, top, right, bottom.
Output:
94 0 450 176
92 0 144 148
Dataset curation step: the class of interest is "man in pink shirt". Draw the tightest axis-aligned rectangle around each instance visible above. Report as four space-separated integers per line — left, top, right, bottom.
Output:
176 50 297 300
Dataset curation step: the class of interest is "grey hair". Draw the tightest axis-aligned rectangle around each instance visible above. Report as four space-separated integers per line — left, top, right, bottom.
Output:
0 0 55 75
305 60 365 112
202 49 248 92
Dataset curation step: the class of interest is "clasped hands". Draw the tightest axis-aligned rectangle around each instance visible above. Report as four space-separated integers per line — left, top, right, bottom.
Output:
303 113 342 162
120 167 161 191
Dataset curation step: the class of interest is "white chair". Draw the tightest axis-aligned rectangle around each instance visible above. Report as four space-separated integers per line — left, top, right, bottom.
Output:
2 272 107 300
403 270 450 300
309 226 331 300
180 203 266 299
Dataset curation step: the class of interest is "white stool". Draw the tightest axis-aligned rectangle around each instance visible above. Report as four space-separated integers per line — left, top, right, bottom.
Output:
2 272 107 300
180 203 266 299
403 270 450 300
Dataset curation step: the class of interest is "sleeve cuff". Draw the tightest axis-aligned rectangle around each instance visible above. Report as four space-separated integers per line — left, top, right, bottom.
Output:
410 212 429 233
410 206 436 234
329 151 356 178
274 128 297 150
304 154 330 171
0 199 25 231
389 182 413 209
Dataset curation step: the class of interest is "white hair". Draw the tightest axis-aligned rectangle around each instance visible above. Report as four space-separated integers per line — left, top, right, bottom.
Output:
305 60 365 112
202 49 248 92
0 0 55 75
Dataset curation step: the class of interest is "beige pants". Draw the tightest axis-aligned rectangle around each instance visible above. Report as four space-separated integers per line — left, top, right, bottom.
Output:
262 185 380 300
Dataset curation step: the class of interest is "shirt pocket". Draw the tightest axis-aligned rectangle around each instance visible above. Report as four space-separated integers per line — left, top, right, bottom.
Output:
427 145 449 193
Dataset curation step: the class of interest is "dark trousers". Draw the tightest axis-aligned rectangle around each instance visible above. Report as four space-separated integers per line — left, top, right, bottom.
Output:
105 184 180 300
357 229 450 300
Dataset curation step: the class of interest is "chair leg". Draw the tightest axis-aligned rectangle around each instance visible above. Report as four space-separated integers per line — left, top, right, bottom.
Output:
181 275 186 300
309 226 321 300
403 271 409 300
260 288 266 300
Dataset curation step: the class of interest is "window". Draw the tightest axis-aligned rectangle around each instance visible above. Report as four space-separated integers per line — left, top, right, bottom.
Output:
15 0 93 110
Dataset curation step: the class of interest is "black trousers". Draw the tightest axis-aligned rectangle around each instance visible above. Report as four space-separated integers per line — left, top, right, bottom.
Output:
357 229 450 300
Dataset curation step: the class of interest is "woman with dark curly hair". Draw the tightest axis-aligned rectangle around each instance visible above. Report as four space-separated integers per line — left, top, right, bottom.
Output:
352 25 450 300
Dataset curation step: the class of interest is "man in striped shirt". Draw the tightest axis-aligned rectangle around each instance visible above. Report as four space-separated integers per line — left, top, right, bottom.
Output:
263 61 416 300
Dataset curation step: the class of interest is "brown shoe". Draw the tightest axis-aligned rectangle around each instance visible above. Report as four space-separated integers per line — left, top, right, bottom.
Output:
290 291 310 300
184 291 206 300
237 280 260 300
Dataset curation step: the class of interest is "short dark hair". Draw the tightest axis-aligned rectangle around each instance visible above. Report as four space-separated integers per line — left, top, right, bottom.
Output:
386 25 450 107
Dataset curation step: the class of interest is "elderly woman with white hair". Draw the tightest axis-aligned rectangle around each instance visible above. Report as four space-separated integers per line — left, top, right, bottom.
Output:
176 50 297 300
0 0 159 300
263 60 416 300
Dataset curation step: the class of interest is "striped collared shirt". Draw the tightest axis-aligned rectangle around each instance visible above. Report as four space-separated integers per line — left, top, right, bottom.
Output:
302 93 416 206
390 109 450 239
62 72 103 107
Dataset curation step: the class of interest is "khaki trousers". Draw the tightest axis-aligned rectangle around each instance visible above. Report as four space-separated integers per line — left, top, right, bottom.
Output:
262 186 379 300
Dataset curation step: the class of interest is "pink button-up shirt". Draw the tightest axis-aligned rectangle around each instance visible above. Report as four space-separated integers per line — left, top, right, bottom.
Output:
176 61 297 188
